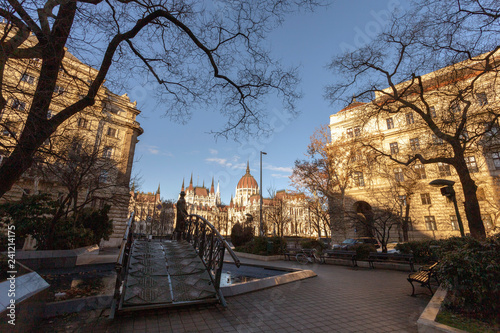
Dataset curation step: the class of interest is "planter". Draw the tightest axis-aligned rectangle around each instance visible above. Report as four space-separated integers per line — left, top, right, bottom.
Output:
232 251 283 261
417 286 467 333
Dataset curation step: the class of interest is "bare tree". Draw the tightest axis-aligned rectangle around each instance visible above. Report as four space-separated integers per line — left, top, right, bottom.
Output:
305 194 329 238
326 0 500 239
291 125 368 241
266 187 291 237
0 0 322 198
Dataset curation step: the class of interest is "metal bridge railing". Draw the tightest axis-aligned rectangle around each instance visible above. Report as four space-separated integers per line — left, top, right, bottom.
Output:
181 214 241 306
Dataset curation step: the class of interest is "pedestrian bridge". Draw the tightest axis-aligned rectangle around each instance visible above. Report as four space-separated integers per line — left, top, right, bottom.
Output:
110 214 240 317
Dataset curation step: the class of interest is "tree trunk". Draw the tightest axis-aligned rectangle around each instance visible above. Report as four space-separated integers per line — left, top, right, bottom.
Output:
403 202 410 242
453 152 486 240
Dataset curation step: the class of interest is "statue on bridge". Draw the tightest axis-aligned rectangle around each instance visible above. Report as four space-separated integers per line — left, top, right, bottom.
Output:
174 191 188 240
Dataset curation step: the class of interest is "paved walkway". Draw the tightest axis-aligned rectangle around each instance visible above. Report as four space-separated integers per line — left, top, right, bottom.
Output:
38 259 430 333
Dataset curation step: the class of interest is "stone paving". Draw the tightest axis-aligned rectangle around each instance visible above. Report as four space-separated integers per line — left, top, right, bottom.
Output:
37 259 430 333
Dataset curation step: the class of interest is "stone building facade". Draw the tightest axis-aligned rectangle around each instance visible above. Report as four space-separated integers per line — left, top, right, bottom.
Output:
0 33 143 247
329 54 499 241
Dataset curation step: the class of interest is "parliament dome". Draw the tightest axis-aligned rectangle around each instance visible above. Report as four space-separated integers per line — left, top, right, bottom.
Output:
236 162 258 190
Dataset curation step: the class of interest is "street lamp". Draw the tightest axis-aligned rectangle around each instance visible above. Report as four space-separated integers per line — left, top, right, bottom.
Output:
260 151 267 237
429 179 465 237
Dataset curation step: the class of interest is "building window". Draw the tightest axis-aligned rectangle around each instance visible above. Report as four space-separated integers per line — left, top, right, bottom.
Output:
43 138 50 146
390 142 399 155
492 152 500 170
421 193 431 205
0 155 4 166
476 92 488 106
99 170 109 183
438 162 452 177
386 117 394 129
432 134 444 145
107 127 117 138
53 85 65 95
450 215 459 231
425 216 437 230
451 101 461 113
410 138 420 151
47 110 54 119
102 147 113 159
465 156 479 173
354 126 361 137
414 164 426 179
346 128 353 138
460 129 469 141
78 118 88 128
394 168 404 182
482 215 493 229
398 194 407 206
352 171 365 187
21 74 35 84
429 106 437 118
406 113 415 125
11 99 26 111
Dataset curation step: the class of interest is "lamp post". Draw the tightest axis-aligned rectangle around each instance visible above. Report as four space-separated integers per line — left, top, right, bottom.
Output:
429 179 465 237
260 151 267 237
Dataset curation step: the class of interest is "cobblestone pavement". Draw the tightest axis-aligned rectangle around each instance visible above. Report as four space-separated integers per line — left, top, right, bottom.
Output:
37 259 430 333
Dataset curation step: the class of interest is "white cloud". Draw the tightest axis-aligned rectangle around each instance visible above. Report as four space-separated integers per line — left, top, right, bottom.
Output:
205 157 246 170
209 149 218 155
264 165 293 173
141 145 173 157
271 173 291 179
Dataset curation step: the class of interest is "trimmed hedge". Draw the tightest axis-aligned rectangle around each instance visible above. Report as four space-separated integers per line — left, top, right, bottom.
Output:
235 236 286 255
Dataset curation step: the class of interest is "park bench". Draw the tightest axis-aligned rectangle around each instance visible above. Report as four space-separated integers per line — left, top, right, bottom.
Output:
283 247 301 261
407 262 439 296
321 250 357 267
368 252 415 271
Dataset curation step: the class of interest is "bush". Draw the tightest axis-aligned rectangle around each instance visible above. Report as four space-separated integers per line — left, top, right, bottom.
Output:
231 223 254 247
353 243 377 260
437 234 500 323
235 236 286 255
395 240 440 264
300 239 325 252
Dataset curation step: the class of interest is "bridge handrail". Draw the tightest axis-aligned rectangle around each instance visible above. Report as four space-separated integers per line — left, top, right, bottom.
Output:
182 214 240 306
184 214 240 266
110 212 134 319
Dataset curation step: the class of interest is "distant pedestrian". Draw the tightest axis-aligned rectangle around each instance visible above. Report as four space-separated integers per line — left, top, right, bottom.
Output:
174 191 188 240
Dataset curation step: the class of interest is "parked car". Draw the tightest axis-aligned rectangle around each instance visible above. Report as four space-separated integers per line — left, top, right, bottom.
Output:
332 237 381 251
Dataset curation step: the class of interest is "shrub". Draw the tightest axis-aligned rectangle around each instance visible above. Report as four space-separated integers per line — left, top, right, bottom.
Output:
437 234 500 323
395 240 440 264
234 236 286 255
300 239 325 252
353 243 377 260
231 223 254 247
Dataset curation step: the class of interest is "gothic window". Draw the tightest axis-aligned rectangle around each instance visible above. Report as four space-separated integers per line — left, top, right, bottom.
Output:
21 74 35 84
53 85 65 95
421 193 431 205
414 164 426 179
354 126 361 137
394 168 404 182
107 127 117 138
11 99 26 111
78 118 88 128
352 171 365 187
465 156 478 173
432 134 444 145
102 147 113 159
346 128 353 138
386 117 394 129
438 162 451 177
425 216 437 230
406 113 414 125
390 142 399 155
410 138 420 151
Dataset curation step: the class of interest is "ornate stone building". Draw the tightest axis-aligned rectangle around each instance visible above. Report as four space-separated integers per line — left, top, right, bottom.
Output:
0 32 143 247
329 53 499 241
176 162 312 237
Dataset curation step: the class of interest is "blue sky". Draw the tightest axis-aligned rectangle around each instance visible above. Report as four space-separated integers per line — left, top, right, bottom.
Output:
128 0 402 203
